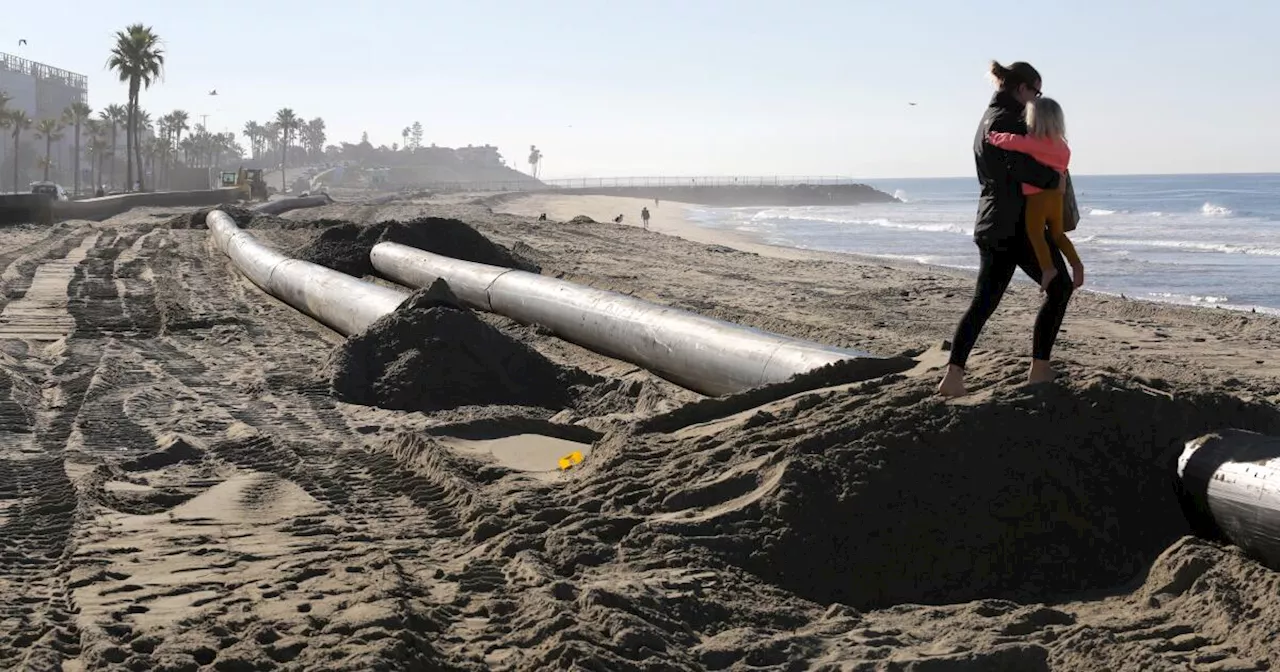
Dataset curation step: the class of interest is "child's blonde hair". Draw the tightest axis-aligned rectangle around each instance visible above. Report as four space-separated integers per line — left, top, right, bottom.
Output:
1025 97 1067 141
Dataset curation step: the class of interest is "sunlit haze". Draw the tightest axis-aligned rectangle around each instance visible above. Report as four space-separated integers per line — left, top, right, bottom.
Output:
6 0 1278 178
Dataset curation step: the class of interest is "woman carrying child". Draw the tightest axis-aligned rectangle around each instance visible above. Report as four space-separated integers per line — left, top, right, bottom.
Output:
938 60 1080 398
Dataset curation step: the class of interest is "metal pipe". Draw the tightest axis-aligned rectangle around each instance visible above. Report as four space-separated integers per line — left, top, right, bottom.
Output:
361 194 399 206
251 194 333 216
371 243 507 311
370 241 882 396
1177 429 1280 570
52 188 240 222
207 210 407 336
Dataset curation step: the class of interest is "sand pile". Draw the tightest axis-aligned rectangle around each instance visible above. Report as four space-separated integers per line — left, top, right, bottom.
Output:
161 205 289 230
1132 537 1280 658
294 217 540 278
328 280 581 413
573 373 1280 610
406 371 1280 669
162 205 249 229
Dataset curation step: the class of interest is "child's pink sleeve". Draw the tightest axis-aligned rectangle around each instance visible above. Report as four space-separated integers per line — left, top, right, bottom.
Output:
986 132 1042 154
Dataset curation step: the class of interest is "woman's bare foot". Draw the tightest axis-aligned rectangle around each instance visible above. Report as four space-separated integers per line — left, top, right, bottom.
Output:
1039 267 1058 292
1027 358 1056 385
938 364 967 397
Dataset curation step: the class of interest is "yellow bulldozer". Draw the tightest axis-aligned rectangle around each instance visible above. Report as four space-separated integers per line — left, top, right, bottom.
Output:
218 167 269 202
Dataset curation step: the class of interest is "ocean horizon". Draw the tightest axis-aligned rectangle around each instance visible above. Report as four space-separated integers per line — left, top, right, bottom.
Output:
684 173 1280 314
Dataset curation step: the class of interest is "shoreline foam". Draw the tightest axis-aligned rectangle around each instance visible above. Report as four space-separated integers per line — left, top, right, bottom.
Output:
497 192 1280 317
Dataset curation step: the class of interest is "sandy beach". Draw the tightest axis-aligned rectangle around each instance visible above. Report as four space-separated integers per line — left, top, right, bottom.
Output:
1 193 1279 671
497 193 827 260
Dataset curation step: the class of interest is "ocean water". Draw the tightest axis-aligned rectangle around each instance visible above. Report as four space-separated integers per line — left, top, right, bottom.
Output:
685 173 1280 313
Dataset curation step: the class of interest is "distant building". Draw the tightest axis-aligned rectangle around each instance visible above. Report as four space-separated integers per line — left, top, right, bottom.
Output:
0 52 88 122
0 52 89 188
455 144 504 167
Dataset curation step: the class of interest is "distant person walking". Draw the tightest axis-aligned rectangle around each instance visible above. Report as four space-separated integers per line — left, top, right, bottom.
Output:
641 207 651 230
938 60 1074 397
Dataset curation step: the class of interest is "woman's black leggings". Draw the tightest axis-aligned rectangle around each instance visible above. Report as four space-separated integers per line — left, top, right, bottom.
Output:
948 232 1074 368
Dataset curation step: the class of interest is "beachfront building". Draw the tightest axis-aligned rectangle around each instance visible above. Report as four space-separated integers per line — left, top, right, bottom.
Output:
0 52 89 191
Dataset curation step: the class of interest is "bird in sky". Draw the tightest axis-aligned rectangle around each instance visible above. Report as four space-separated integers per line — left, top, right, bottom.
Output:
18 39 27 46
208 89 218 96
908 102 917 106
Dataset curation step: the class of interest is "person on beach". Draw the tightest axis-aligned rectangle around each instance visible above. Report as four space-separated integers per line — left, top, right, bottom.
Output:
986 97 1084 292
641 207 651 230
937 60 1074 398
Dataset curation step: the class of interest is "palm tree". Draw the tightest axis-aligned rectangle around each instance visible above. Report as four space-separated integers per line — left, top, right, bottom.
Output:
298 124 313 163
214 132 237 168
100 105 126 189
264 121 280 159
155 115 170 188
153 136 172 188
62 102 92 196
34 118 64 182
307 118 326 157
9 110 32 192
134 109 152 185
169 109 189 149
136 109 152 136
141 136 158 183
106 24 164 191
138 110 154 185
179 136 195 167
528 145 542 178
0 92 10 183
243 121 263 160
274 108 298 191
86 120 108 192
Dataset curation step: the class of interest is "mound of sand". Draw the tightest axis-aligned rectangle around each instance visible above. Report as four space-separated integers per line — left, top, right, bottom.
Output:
328 280 580 413
161 205 290 230
295 217 540 278
412 371 1280 669
163 205 252 229
568 215 597 224
579 373 1280 610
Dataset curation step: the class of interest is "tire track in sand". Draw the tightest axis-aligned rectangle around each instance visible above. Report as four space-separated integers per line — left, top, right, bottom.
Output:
49 224 474 670
0 228 97 670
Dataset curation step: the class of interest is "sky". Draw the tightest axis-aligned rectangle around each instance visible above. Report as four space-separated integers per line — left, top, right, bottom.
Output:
4 0 1278 179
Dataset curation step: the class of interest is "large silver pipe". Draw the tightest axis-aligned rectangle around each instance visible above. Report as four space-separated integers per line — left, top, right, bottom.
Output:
251 194 334 216
370 241 881 396
1177 429 1280 570
207 210 407 336
53 188 240 222
371 243 508 311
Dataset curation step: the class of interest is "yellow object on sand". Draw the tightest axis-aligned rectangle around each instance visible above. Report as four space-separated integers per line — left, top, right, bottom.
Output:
558 451 584 470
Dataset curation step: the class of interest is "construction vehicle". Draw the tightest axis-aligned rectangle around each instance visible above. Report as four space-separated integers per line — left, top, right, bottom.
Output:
218 167 269 202
366 166 391 188
29 181 70 202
